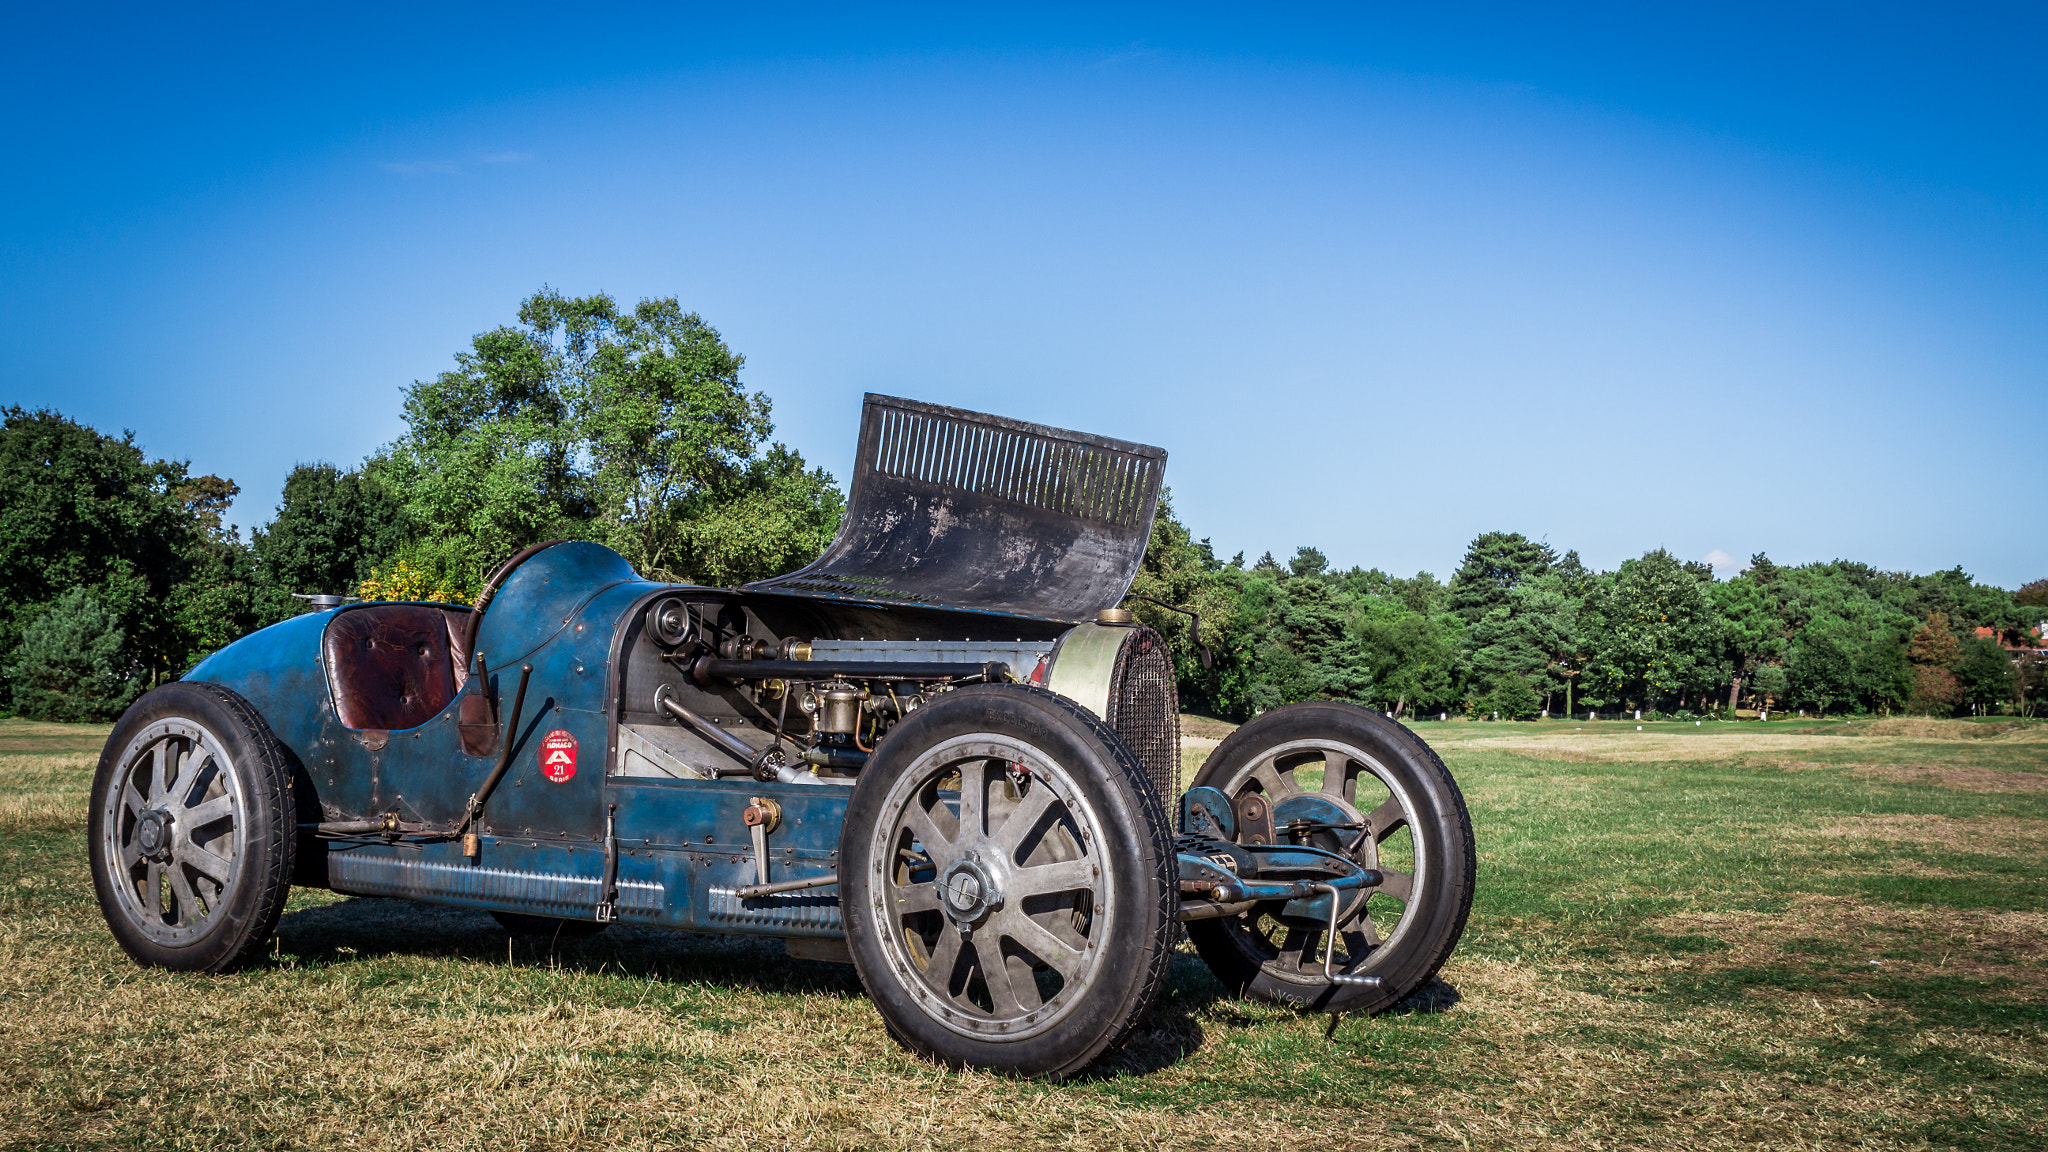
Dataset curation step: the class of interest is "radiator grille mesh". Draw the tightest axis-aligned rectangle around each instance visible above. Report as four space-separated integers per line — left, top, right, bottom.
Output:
1105 626 1181 808
870 403 1159 528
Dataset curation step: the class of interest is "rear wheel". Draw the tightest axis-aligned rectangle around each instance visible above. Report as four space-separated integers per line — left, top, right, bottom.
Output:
1185 702 1474 1013
841 684 1175 1078
88 682 297 973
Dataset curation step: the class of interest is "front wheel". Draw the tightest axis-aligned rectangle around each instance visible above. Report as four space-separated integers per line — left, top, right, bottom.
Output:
88 681 298 973
840 684 1176 1079
1186 702 1474 1013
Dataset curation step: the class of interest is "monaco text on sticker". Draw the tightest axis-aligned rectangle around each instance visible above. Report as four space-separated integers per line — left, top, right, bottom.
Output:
539 729 578 782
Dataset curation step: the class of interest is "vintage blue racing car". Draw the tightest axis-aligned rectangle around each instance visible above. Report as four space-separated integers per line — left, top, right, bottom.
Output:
89 394 1475 1077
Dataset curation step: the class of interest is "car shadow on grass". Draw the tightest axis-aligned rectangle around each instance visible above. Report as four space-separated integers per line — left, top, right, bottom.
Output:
272 896 1463 1078
271 894 869 1000
1089 948 1463 1079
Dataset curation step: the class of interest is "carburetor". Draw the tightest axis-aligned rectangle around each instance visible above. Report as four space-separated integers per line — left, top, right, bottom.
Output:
804 681 868 735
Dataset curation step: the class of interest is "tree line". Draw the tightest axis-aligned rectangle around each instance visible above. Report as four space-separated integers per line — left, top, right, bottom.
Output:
0 289 838 720
3 287 2042 723
1127 505 2048 722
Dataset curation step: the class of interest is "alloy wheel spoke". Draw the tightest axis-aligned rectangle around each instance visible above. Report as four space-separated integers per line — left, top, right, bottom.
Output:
892 880 943 915
119 837 144 871
1006 856 1095 900
1375 868 1414 903
123 778 150 820
1369 796 1407 840
924 927 967 993
990 779 1058 860
165 747 196 806
144 862 165 916
954 760 989 841
1275 926 1318 973
1249 758 1291 800
1343 923 1379 956
993 909 1083 979
975 940 1042 1016
165 864 202 925
180 793 234 829
179 842 234 884
144 745 169 803
902 802 954 869
1321 751 1351 799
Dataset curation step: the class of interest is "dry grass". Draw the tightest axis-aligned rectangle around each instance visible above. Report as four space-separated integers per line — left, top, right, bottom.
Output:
1177 714 1240 742
1816 813 2048 854
1851 718 2041 740
1463 727 2043 762
1477 731 1877 762
0 715 2041 1150
1849 764 2048 793
0 753 98 831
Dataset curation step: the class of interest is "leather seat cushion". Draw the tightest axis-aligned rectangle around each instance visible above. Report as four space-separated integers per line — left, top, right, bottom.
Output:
324 605 464 731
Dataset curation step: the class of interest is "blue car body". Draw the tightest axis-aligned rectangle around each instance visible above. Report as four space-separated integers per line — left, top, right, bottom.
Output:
181 394 1378 947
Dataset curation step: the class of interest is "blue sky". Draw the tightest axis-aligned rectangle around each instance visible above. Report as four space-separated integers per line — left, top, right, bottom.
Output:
4 4 2041 586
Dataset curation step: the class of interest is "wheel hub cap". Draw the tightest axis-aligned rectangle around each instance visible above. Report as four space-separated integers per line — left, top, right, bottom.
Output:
938 852 1003 927
135 809 172 860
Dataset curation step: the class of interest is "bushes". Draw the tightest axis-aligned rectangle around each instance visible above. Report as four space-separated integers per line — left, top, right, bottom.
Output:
5 587 139 721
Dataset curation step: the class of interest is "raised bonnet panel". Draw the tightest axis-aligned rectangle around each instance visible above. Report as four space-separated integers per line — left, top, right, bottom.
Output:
748 394 1167 622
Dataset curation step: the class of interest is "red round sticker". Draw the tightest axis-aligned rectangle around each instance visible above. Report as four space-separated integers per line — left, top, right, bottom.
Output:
539 729 578 783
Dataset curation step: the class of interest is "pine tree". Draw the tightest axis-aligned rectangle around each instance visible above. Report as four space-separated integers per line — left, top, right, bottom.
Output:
6 587 139 721
1908 611 1961 668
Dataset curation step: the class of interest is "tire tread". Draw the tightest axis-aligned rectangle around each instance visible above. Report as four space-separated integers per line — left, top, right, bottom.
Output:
1189 702 1474 1012
90 680 297 974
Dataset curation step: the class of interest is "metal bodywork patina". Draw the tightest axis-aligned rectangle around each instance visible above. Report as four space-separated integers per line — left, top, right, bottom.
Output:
178 396 1239 941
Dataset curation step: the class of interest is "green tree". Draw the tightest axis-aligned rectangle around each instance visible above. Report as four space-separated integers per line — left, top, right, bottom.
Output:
1446 531 1556 624
162 473 260 669
663 444 844 585
1465 571 1581 714
1955 635 2013 714
0 407 245 691
1786 624 1855 715
6 587 139 721
1128 490 1235 712
1476 671 1541 720
1711 566 1785 711
368 288 841 594
1771 560 1917 714
2016 579 2048 608
368 299 591 597
1288 546 1328 579
1747 663 1789 712
0 409 173 678
251 463 406 621
1581 549 1721 712
2014 653 2048 717
1353 602 1459 718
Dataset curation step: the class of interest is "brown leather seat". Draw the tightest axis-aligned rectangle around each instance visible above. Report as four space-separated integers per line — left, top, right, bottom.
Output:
324 605 471 732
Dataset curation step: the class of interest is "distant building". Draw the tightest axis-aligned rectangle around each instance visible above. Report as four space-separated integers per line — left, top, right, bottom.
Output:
1974 624 2048 657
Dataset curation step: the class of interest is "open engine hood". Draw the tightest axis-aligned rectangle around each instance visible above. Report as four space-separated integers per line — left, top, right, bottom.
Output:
745 394 1166 623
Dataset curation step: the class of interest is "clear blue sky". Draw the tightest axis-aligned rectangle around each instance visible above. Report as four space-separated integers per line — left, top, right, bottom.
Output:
4 4 2041 586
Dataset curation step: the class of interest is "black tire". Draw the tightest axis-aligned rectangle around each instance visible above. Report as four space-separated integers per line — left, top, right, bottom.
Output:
1185 702 1474 1013
88 681 297 974
491 911 609 939
840 683 1176 1079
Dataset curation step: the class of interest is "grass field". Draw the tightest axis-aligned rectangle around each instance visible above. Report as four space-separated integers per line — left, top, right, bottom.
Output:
1 714 2043 1151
